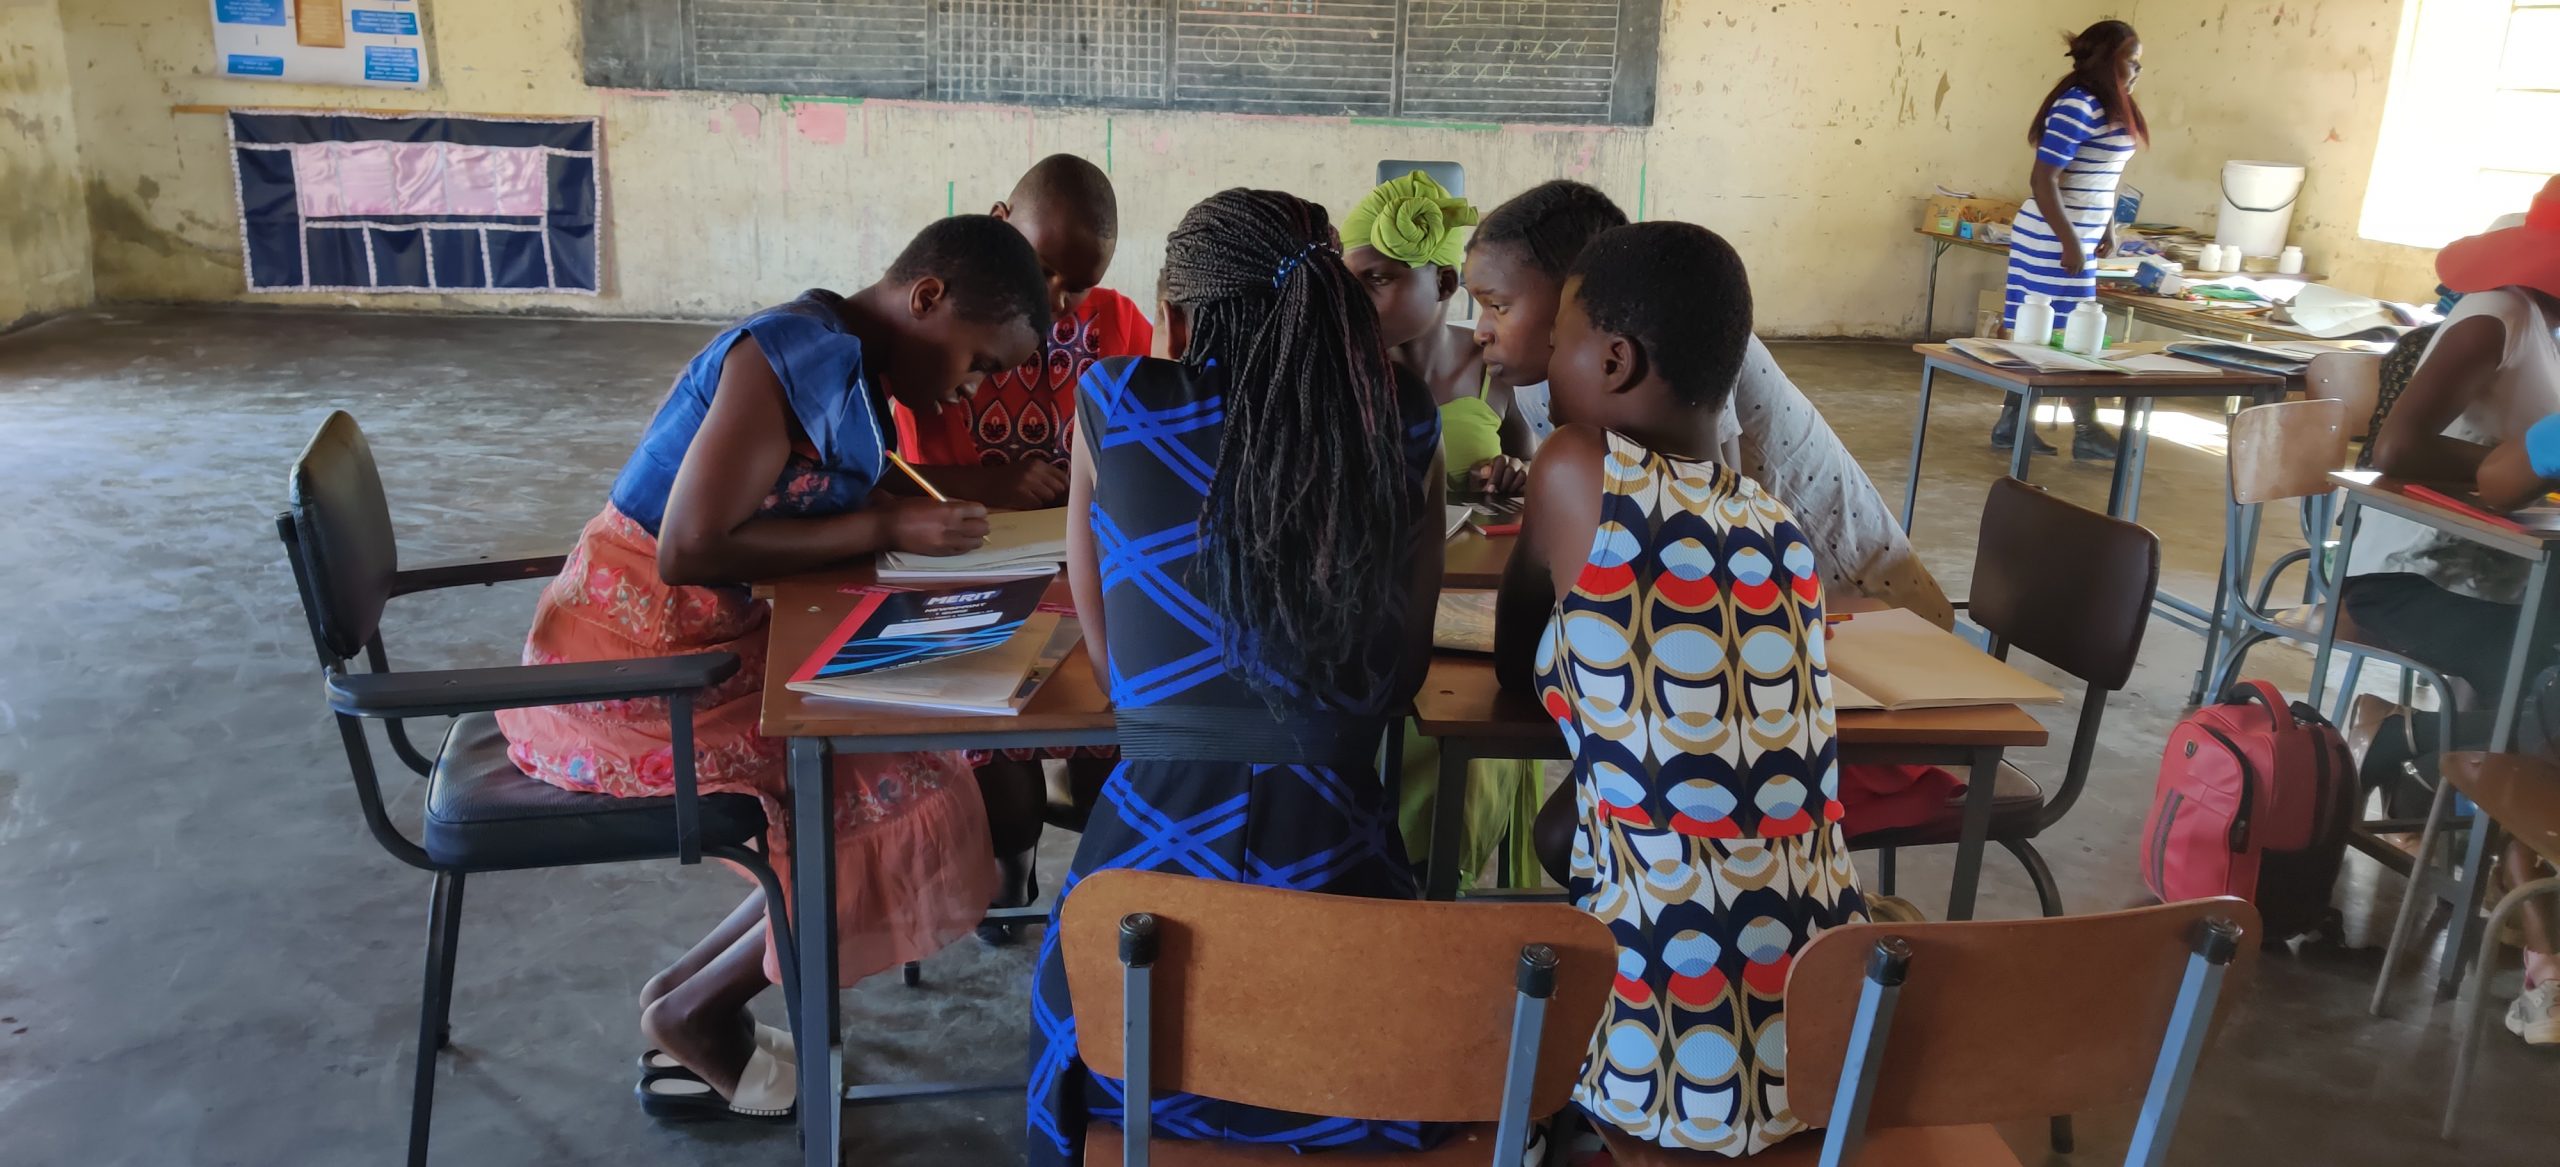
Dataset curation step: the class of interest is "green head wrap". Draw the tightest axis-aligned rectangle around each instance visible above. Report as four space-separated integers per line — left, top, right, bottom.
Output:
1342 171 1479 269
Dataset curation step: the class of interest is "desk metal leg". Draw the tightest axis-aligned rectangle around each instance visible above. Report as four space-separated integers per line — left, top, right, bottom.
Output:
2447 874 2560 1137
2434 553 2553 998
2123 399 2157 523
1425 744 1472 901
2007 390 2037 483
1944 747 2003 921
2308 500 2363 711
2105 396 2149 518
1921 239 1949 339
1901 363 1936 532
790 738 843 1167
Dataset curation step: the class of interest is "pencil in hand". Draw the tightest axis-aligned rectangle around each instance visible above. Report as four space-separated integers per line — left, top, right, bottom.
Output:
884 451 949 501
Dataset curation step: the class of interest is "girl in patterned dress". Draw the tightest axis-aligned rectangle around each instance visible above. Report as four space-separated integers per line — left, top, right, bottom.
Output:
1027 188 1447 1164
1494 222 1865 1157
496 216 1050 1120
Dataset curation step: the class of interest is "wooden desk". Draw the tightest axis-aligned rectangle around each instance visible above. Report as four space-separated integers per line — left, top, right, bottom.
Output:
1914 227 2320 343
1410 655 2049 917
1444 528 1516 590
2314 471 2560 1000
1900 343 2286 531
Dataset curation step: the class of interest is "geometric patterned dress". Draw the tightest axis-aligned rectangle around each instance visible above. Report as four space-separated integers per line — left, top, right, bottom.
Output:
1026 354 1443 1166
1534 431 1866 1157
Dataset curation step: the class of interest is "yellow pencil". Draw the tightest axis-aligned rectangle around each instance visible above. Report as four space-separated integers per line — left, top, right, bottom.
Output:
884 451 948 501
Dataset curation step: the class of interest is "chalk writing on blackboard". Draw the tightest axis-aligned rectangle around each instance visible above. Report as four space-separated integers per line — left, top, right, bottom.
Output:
582 0 1658 125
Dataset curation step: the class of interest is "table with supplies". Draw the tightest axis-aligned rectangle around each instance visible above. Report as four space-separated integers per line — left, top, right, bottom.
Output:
1914 227 2321 343
2311 472 2560 1001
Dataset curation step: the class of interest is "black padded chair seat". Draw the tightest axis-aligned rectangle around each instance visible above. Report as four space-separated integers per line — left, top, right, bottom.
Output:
1844 762 2046 852
423 712 767 872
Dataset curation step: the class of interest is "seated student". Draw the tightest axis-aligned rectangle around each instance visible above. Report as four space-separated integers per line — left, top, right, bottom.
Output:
1028 188 1446 1164
2343 177 2560 1043
1341 171 1541 888
1465 181 1952 626
496 216 1050 1121
1495 220 1864 1157
891 153 1151 943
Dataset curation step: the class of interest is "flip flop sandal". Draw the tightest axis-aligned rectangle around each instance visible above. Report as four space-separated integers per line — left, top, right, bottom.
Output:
638 1023 793 1077
635 1043 795 1124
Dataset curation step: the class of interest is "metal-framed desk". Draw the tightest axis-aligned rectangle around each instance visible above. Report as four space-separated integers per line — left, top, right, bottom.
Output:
2312 471 2560 999
1914 227 2319 343
1409 655 2050 919
1898 343 2287 531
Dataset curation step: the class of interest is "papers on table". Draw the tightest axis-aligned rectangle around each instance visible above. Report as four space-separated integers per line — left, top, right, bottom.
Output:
1947 337 2217 376
878 507 1067 582
1434 589 1496 654
1827 608 2064 712
1445 504 1476 540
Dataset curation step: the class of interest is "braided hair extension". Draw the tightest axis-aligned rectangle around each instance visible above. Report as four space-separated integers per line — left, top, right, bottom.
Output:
1159 188 1413 707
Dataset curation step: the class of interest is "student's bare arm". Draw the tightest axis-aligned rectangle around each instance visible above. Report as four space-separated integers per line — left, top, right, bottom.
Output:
657 338 989 586
2369 315 2506 487
1495 425 1605 693
1064 420 1109 682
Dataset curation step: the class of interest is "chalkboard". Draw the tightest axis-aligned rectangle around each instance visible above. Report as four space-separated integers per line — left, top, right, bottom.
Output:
583 0 1658 125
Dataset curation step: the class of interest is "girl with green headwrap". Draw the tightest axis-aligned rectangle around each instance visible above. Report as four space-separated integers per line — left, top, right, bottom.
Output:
1344 171 1544 889
1344 171 1534 495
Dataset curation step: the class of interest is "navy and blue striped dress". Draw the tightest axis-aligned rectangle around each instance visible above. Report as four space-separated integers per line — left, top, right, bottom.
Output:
1026 355 1443 1165
2002 85 2138 331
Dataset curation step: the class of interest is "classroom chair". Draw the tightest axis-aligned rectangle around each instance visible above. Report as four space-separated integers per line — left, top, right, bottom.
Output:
1600 898 2260 1167
2304 350 2385 446
2376 751 2560 1139
1857 476 2160 923
277 411 798 1167
1059 869 1614 1165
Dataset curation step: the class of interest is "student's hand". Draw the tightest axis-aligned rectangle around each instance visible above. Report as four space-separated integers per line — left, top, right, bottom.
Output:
2059 235 2090 276
881 497 991 556
985 459 1070 510
1467 456 1529 496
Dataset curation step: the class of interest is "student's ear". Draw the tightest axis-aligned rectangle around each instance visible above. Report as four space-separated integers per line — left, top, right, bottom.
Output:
907 276 948 321
989 201 1012 221
1158 301 1191 361
1434 264 1460 303
1601 333 1644 396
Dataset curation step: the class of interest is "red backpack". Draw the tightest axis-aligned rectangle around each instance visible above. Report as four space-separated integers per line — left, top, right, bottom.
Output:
2139 680 2358 941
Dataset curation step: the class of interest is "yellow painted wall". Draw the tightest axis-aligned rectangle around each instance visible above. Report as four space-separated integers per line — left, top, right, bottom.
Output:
55 0 2144 335
1 0 92 330
2119 0 2439 300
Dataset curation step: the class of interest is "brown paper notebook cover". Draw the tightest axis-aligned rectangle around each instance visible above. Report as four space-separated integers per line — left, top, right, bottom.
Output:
1826 608 2063 711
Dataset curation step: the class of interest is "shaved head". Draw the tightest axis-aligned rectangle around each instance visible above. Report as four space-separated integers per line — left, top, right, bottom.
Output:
1007 153 1118 244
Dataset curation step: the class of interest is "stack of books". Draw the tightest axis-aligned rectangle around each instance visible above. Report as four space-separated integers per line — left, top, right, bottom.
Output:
1825 609 2065 712
786 577 1081 715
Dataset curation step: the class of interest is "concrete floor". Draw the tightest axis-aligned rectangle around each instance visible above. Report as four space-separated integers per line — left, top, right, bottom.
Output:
0 306 2547 1166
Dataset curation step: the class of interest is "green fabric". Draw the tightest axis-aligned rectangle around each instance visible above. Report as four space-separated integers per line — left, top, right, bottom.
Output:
1438 392 1505 490
1396 725 1545 890
1342 171 1479 269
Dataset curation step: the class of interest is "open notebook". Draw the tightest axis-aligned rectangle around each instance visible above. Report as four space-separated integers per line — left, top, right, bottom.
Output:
1826 608 2064 711
878 507 1068 582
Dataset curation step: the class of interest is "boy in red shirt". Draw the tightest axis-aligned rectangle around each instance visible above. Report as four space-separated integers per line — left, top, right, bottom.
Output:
895 153 1152 507
895 154 1148 941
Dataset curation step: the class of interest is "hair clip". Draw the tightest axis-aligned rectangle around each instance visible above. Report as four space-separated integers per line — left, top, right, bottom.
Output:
1270 241 1335 288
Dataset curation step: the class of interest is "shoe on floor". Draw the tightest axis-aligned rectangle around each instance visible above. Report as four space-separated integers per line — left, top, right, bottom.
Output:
2505 981 2560 1045
1990 403 2058 454
2072 425 2121 461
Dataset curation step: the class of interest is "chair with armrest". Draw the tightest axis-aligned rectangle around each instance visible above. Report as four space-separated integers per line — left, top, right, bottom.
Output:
1059 868 1614 1165
277 410 798 1166
1603 898 2261 1166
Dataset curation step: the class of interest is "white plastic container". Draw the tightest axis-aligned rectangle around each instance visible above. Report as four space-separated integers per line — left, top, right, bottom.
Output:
2197 243 2227 273
2012 292 2056 346
2062 301 2106 355
2214 160 2306 259
2278 245 2305 275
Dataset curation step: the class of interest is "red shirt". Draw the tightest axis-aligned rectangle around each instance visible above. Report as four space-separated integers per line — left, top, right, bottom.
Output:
894 286 1153 467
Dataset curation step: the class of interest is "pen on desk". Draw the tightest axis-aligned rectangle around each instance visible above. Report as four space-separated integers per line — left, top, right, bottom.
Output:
884 451 949 502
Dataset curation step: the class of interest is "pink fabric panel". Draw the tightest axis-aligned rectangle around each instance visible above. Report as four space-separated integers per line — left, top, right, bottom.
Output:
291 142 549 218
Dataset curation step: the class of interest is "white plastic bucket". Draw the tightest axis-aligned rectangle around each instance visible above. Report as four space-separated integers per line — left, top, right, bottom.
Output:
2214 160 2305 258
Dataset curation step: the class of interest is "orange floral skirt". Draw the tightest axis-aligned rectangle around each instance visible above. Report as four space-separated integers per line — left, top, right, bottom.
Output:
496 507 997 985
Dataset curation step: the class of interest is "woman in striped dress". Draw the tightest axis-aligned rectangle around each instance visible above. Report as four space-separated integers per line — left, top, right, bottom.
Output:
1993 19 2147 460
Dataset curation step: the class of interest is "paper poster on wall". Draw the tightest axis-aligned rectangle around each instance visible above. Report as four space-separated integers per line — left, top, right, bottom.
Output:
210 0 430 88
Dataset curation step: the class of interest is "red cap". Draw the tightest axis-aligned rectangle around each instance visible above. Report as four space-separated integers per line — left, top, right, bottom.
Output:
2437 175 2560 298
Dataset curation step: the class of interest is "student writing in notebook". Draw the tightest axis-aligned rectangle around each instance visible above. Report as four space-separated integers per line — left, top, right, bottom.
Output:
495 217 1049 1121
890 154 1148 944
1494 222 1862 1159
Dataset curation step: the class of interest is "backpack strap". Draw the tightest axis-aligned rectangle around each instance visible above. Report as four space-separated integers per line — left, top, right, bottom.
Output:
2222 679 2299 731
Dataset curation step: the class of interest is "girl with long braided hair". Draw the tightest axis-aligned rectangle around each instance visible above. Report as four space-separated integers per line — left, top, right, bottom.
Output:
1026 188 1448 1163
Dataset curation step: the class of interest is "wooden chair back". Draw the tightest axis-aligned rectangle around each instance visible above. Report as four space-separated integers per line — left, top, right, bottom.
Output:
1786 898 2261 1127
1967 476 2160 690
1060 869 1615 1123
2304 352 2383 441
2229 399 2349 506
